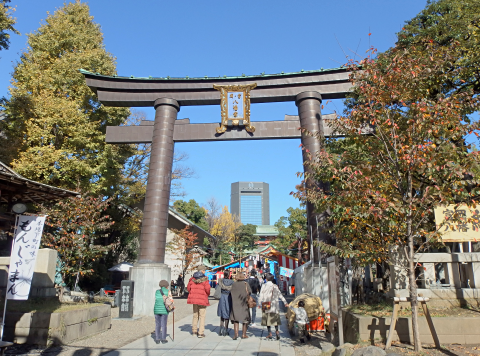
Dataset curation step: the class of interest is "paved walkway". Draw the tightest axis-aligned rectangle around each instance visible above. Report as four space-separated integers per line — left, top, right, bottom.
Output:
103 305 296 356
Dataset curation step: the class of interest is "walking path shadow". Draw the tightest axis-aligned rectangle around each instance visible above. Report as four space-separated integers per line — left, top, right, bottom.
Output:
103 304 296 356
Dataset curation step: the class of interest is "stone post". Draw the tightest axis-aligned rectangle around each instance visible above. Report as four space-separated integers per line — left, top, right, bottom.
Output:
388 245 408 297
131 98 178 315
295 92 330 264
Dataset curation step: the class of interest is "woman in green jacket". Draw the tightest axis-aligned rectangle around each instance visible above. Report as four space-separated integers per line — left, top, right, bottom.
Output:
154 280 172 344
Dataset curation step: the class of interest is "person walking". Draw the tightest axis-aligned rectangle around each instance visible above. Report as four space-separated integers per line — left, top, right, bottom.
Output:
229 272 252 340
247 270 261 326
187 269 211 338
257 273 289 340
216 270 234 336
176 274 184 296
154 280 172 344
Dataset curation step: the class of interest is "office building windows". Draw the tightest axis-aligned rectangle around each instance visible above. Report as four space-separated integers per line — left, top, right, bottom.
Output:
231 182 269 225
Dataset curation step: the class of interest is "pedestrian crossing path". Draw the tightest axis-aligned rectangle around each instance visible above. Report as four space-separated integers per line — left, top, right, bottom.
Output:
104 304 296 356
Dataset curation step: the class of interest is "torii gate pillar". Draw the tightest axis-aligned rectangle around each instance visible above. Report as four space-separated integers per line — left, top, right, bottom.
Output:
139 98 179 264
130 98 178 316
296 92 330 264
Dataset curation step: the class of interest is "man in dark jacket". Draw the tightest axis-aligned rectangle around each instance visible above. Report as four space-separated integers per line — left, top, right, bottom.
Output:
187 269 211 338
247 270 261 326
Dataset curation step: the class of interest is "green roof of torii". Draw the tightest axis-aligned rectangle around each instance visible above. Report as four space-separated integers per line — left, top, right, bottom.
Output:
79 66 347 81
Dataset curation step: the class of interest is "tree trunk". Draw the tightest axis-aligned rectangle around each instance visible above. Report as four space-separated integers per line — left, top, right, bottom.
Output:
408 227 422 351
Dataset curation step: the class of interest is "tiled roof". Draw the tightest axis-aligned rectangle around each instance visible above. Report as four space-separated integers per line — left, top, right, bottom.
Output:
79 67 347 81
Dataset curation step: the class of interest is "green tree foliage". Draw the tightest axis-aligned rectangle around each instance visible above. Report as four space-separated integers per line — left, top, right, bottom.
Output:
1 1 133 195
273 207 307 256
0 0 18 52
173 199 209 231
397 0 480 98
39 195 115 287
234 223 257 252
299 43 480 351
0 2 155 285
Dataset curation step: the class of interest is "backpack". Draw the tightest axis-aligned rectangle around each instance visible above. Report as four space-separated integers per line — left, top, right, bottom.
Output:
159 289 175 312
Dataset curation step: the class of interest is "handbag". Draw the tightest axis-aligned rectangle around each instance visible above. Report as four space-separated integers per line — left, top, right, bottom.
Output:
213 282 222 300
159 289 175 312
245 282 257 308
261 285 275 312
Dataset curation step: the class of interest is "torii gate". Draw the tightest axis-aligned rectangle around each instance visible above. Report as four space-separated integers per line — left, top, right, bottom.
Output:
81 67 351 315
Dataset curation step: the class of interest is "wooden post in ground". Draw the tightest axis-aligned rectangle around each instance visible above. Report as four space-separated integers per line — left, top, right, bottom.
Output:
385 295 440 350
419 294 440 349
385 294 400 349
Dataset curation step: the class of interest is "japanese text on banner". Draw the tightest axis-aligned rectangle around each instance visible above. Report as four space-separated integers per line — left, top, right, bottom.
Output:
7 215 46 300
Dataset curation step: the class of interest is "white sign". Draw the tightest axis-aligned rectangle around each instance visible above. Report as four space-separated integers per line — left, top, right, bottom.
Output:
7 215 46 300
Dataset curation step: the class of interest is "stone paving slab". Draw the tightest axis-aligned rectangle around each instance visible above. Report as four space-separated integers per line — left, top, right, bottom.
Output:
104 303 296 356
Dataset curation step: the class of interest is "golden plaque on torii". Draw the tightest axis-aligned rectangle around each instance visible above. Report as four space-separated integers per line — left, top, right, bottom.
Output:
213 83 257 134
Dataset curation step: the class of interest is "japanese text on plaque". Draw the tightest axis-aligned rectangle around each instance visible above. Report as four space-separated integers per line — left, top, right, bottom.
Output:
227 92 244 119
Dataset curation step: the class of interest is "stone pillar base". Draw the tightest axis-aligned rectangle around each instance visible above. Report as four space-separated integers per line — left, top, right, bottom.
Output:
130 263 171 316
303 265 330 313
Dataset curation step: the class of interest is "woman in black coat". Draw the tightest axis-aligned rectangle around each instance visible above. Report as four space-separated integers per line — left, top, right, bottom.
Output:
216 270 234 336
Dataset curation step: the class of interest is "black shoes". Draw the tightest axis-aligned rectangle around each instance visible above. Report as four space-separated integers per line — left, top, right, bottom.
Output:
161 340 168 344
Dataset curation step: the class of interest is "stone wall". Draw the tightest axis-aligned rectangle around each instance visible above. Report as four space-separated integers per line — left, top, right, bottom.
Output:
343 310 480 345
3 304 111 345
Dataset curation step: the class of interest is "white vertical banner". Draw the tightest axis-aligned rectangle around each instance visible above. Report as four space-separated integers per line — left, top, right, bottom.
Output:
7 215 46 300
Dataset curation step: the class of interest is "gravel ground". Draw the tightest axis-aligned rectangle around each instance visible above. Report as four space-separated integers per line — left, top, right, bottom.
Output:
351 341 480 356
292 330 333 356
6 295 218 356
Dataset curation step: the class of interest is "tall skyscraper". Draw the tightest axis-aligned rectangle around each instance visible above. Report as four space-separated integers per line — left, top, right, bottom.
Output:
231 182 270 225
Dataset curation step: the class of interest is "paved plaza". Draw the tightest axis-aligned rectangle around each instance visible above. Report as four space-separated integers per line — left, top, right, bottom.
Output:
104 305 296 356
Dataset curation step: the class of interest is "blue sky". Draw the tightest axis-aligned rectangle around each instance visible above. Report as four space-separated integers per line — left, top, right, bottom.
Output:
0 0 428 224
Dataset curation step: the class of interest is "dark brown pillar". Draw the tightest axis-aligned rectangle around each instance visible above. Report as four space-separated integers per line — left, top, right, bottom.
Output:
138 98 179 264
296 91 329 264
